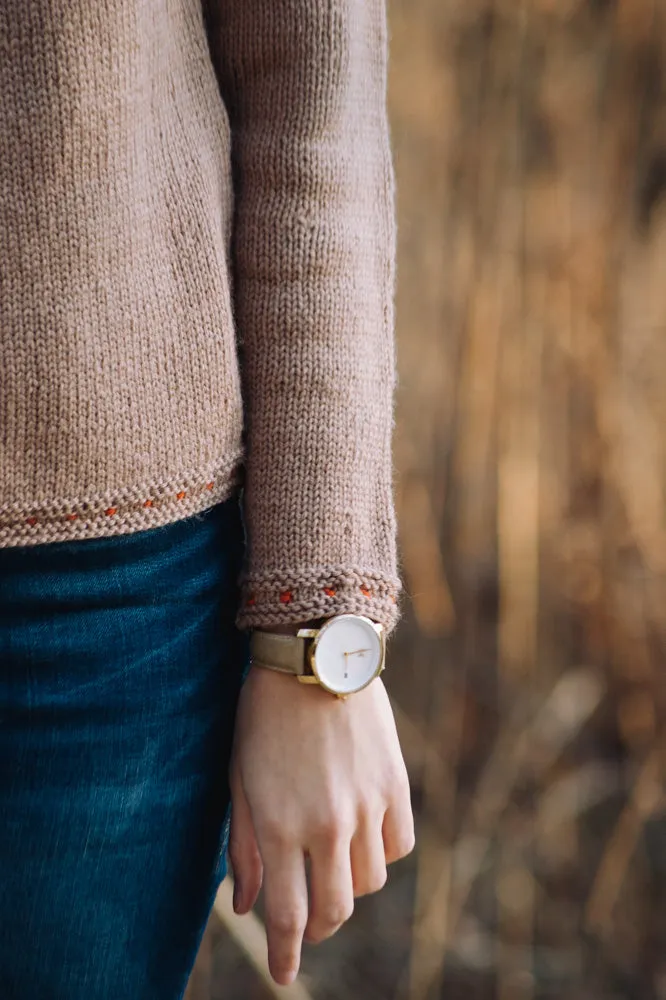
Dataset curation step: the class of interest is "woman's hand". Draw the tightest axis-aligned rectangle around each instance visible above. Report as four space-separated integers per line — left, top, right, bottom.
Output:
228 660 415 986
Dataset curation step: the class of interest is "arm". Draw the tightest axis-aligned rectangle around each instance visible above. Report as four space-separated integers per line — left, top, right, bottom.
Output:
204 1 413 986
206 0 401 632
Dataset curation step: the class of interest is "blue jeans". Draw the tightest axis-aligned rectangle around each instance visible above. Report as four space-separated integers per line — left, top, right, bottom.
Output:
0 495 250 999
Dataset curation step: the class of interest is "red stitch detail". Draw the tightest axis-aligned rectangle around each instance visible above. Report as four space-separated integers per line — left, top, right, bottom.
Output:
279 590 293 605
246 594 256 607
323 587 337 597
360 585 372 597
15 476 224 533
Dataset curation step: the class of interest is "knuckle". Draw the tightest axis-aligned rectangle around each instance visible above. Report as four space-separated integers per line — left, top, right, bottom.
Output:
387 827 416 862
261 819 295 851
355 867 387 896
326 901 354 927
308 902 354 941
269 908 306 939
358 798 384 826
305 926 327 944
313 816 354 847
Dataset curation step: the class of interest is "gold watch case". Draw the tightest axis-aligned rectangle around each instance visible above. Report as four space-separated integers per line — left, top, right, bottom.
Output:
296 613 386 697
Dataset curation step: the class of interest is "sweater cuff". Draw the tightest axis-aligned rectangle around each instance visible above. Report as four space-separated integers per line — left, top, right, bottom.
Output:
235 565 402 635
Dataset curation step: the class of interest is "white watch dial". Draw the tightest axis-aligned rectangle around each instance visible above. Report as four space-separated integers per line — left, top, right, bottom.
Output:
312 615 382 695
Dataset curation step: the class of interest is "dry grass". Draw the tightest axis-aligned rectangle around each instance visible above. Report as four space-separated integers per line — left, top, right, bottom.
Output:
190 2 666 997
393 1 666 997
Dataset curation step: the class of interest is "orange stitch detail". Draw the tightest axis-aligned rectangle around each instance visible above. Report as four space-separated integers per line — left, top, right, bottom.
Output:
323 587 337 597
279 590 293 605
246 594 256 607
360 585 372 597
16 476 226 532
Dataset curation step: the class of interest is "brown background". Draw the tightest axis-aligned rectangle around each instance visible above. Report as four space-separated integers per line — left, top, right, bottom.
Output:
190 2 666 996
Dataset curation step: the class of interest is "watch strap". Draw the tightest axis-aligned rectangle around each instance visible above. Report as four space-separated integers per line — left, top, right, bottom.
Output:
250 630 310 676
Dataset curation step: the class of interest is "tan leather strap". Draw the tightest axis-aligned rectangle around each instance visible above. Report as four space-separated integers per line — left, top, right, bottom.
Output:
249 630 310 676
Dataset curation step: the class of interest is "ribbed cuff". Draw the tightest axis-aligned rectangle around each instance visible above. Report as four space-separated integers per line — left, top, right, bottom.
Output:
235 565 402 635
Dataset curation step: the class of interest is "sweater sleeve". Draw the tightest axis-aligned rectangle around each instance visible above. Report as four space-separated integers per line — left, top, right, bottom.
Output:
206 0 402 634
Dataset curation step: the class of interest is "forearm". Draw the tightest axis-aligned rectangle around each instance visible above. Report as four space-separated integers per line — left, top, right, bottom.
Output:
207 0 401 632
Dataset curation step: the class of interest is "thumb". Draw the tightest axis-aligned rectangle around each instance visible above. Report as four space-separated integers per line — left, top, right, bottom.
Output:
228 767 263 915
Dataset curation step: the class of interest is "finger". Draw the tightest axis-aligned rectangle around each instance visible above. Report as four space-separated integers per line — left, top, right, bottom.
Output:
350 813 387 897
262 841 308 986
382 794 415 865
304 830 355 943
228 775 263 915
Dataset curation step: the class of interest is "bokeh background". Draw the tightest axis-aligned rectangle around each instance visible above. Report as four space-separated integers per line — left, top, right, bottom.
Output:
189 1 666 996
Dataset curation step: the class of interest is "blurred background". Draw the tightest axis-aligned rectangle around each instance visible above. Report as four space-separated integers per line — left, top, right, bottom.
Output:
189 1 666 996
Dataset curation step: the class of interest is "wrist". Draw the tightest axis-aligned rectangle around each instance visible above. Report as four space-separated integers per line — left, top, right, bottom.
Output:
250 614 385 698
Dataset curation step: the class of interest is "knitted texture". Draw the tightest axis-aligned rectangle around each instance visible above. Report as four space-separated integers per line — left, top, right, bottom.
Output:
0 0 402 633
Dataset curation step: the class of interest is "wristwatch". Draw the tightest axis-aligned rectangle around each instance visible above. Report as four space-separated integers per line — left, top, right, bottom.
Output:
249 613 386 698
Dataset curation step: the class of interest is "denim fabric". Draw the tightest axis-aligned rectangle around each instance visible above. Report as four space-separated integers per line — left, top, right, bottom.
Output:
0 495 250 1000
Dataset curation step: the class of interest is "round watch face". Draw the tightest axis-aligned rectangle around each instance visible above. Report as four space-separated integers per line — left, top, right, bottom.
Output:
312 615 383 695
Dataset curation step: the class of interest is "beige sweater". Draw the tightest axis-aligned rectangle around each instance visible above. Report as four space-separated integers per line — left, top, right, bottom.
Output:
0 0 401 633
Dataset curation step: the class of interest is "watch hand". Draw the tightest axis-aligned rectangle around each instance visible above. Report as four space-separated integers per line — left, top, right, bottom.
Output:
342 648 372 681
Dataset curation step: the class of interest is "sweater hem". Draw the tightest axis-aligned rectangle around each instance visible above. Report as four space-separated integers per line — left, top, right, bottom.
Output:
236 565 402 635
0 451 245 549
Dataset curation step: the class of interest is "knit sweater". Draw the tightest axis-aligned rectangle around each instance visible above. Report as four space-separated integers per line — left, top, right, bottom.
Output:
0 0 401 634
